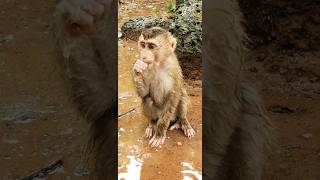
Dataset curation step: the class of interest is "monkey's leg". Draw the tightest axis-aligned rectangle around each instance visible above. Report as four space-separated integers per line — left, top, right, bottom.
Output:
149 93 179 147
177 89 195 138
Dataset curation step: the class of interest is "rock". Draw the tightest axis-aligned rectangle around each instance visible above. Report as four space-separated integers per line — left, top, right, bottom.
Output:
269 105 295 114
40 148 50 156
171 0 202 56
302 133 313 140
120 1 202 57
177 142 182 146
3 155 12 160
13 115 34 124
121 16 173 41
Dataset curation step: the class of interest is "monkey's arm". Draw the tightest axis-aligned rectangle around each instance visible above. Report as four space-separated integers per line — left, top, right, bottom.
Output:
133 74 149 98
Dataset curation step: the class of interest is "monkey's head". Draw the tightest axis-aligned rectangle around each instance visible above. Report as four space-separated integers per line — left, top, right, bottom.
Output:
138 27 177 65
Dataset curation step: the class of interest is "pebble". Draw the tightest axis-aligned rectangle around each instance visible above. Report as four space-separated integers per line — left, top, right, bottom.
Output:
177 142 182 146
61 128 73 135
2 34 14 44
3 155 11 160
40 148 49 156
2 139 19 144
302 133 313 140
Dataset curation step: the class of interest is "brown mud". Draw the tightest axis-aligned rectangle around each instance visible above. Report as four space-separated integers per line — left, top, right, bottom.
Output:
239 1 320 179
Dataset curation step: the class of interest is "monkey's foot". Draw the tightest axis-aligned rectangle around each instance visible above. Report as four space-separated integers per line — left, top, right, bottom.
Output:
169 121 181 130
181 124 195 138
149 134 166 148
145 126 154 139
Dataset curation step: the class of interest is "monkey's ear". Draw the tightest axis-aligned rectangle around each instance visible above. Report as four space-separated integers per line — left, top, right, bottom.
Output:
171 37 177 52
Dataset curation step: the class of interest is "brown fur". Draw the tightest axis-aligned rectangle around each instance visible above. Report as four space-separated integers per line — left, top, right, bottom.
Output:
133 27 195 147
203 0 273 179
53 0 117 179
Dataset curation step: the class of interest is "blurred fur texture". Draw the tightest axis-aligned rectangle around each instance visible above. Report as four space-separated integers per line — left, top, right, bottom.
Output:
203 0 274 179
53 0 117 179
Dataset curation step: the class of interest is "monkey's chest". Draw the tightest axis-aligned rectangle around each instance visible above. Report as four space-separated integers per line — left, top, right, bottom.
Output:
146 72 173 105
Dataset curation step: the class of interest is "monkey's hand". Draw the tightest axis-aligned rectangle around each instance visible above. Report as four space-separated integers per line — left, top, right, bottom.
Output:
56 0 111 35
133 59 148 75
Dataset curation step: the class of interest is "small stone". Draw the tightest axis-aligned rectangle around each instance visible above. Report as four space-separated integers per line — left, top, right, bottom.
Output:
118 32 122 39
13 115 34 124
2 34 14 44
40 148 49 156
302 133 313 140
177 142 182 146
2 139 19 144
3 155 11 160
61 128 73 135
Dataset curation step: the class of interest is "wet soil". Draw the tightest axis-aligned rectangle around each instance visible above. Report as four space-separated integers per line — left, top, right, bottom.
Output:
239 1 320 179
0 0 90 179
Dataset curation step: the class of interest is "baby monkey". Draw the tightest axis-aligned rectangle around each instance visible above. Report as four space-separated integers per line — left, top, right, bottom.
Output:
133 27 195 147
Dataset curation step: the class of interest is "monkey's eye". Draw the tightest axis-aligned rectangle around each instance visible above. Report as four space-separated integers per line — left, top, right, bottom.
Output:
148 43 157 50
140 42 145 48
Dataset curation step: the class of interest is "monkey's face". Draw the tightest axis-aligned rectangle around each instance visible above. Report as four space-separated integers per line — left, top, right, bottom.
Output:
138 34 176 66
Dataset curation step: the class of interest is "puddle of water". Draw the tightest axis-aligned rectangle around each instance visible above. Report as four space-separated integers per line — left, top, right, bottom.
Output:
181 162 202 180
118 156 143 180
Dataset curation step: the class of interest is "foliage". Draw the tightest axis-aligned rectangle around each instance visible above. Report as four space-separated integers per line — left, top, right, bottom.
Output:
167 0 176 13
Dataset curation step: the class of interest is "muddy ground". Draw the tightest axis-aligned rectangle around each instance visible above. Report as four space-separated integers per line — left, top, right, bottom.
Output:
117 1 202 180
240 0 320 179
0 0 319 179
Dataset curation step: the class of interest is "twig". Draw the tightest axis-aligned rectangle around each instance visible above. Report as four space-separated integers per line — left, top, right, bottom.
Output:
20 159 63 180
118 108 136 118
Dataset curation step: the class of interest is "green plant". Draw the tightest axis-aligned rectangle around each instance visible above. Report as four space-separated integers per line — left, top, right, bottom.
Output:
167 0 176 13
150 6 157 13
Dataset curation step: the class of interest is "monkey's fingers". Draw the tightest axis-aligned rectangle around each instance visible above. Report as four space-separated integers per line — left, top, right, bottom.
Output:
145 127 153 139
186 128 195 138
149 135 165 148
181 125 195 138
